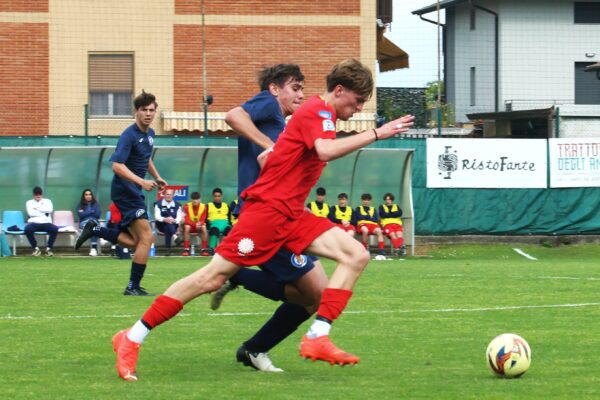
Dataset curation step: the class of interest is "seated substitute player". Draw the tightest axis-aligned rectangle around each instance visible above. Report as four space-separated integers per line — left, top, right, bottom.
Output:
307 187 329 218
153 188 183 255
206 187 231 252
111 58 414 381
76 90 167 296
328 192 356 237
76 188 101 256
355 193 385 255
379 193 405 256
213 63 327 372
181 191 208 256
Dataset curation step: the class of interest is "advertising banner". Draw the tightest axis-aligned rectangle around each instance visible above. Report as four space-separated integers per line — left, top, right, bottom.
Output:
549 138 600 188
426 138 547 188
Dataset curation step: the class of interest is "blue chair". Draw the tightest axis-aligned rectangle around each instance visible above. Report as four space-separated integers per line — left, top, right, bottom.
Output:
2 210 25 255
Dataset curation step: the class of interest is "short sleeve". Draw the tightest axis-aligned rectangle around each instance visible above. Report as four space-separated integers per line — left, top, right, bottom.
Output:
300 104 337 150
110 131 134 163
242 92 281 125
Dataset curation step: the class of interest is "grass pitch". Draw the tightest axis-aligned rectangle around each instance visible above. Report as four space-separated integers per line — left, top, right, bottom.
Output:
1 244 600 399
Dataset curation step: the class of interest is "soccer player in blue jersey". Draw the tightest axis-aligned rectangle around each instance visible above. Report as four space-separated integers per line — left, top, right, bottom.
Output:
76 90 167 295
211 64 328 372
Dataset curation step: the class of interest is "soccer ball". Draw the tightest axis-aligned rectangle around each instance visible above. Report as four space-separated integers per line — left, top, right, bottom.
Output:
486 333 531 378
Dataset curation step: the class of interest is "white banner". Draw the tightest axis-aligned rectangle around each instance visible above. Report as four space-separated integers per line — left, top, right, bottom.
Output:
549 138 600 188
426 138 547 188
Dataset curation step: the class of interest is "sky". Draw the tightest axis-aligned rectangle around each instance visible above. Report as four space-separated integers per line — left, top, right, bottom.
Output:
376 0 444 88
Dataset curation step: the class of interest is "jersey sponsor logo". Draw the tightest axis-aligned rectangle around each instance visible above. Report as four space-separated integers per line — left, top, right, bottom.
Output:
135 209 146 218
237 237 254 255
318 110 332 119
138 138 144 143
290 253 308 268
322 119 335 131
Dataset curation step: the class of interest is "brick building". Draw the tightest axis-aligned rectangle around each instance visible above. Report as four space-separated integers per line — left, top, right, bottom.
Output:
0 0 406 136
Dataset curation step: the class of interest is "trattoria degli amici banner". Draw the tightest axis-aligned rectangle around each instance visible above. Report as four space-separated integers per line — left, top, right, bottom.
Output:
426 138 547 188
549 138 600 188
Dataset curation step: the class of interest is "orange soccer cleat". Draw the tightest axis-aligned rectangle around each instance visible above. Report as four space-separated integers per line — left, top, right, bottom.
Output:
299 335 360 366
112 328 141 381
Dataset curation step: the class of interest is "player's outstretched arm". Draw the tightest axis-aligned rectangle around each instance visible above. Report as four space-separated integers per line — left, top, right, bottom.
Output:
314 115 415 162
225 106 274 150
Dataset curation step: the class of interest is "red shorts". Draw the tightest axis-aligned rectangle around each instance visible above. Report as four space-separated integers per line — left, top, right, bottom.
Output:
336 223 355 233
357 223 380 234
383 223 403 236
216 201 334 267
184 223 203 234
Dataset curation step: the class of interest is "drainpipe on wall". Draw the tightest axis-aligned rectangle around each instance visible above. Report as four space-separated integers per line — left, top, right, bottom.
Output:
470 0 499 112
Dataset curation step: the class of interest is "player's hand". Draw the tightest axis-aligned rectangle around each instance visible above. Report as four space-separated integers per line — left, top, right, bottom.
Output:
375 115 415 140
155 177 168 190
342 220 349 227
141 179 158 191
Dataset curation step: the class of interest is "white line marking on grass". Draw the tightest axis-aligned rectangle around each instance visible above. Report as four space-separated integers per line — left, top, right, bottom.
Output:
4 302 600 321
538 276 600 281
513 248 538 260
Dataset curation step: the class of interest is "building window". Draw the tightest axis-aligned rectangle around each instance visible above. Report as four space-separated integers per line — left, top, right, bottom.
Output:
575 62 600 104
470 8 476 30
89 54 134 117
574 2 600 23
470 67 476 106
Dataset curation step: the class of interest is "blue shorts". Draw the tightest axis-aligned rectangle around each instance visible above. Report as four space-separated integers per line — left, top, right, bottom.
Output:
112 190 148 229
259 249 319 284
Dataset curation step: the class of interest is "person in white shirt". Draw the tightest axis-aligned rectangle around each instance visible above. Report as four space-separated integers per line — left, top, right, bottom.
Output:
153 188 183 255
24 186 59 256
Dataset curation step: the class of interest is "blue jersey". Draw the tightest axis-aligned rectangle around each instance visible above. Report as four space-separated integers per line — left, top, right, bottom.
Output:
109 123 155 200
237 90 285 205
109 123 155 226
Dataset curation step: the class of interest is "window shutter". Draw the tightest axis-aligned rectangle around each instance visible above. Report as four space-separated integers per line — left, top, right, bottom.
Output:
89 54 133 92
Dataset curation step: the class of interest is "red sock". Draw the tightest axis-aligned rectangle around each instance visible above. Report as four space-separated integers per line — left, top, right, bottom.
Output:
397 237 404 247
141 295 183 328
184 240 190 248
316 288 353 321
378 240 384 250
202 240 208 248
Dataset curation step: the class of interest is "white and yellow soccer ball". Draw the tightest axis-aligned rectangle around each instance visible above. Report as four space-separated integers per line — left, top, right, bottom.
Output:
486 333 531 378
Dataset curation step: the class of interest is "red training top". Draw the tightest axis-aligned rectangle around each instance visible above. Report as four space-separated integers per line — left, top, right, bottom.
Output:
241 95 337 218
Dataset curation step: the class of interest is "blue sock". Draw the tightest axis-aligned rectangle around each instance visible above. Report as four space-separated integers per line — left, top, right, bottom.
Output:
99 227 120 244
230 268 285 302
128 262 146 289
244 302 311 353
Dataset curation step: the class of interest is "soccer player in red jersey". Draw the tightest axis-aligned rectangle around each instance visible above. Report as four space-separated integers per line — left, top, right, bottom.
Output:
112 59 415 381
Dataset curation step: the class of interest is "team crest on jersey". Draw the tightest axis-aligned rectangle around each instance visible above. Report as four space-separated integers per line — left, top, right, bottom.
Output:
135 209 146 218
322 119 335 131
318 110 332 119
237 237 254 255
148 136 154 146
290 254 308 268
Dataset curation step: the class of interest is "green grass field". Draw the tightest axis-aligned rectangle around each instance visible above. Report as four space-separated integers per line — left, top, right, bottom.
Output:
1 244 600 399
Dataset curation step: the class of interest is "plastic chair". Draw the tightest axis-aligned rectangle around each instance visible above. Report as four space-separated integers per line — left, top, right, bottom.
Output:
2 210 26 255
53 210 77 233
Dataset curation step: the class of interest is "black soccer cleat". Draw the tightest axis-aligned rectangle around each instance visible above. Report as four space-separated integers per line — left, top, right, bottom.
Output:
123 287 154 296
75 219 98 250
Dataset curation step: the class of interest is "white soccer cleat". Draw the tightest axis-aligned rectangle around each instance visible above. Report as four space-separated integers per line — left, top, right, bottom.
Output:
89 248 98 257
236 345 284 372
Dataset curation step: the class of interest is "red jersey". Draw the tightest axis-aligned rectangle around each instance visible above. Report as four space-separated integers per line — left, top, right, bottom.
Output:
184 202 207 225
241 95 337 218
